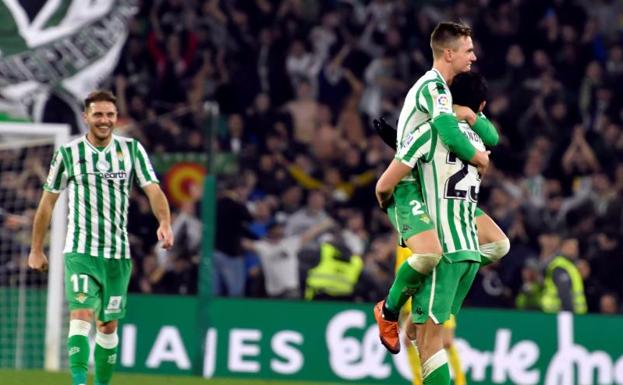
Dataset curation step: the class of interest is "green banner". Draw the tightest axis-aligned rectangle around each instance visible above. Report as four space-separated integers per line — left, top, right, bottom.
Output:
117 296 623 385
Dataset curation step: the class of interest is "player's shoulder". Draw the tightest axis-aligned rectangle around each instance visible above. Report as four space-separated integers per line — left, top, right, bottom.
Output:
59 136 84 152
112 134 135 145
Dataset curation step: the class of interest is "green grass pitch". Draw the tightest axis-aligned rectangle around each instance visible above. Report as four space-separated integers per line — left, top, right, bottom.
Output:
0 370 385 385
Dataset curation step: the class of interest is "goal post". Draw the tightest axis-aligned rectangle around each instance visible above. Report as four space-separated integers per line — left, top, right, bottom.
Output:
0 122 69 371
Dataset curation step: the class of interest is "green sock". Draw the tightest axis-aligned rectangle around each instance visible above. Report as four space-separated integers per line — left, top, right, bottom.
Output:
386 261 426 318
68 335 90 385
94 332 119 385
423 362 450 385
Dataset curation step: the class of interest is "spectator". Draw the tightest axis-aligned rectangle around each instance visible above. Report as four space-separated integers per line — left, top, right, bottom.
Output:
213 179 254 297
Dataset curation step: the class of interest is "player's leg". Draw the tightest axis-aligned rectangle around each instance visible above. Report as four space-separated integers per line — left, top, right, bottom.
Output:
94 258 132 385
442 315 466 385
375 185 441 354
475 209 510 266
376 230 441 353
397 246 423 385
65 253 102 385
411 261 475 385
94 319 119 385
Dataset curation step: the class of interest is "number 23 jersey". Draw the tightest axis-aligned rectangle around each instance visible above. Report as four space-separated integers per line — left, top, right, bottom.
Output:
396 121 485 262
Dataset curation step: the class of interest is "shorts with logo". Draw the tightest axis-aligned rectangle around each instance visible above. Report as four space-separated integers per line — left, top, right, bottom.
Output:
387 182 435 246
64 252 132 322
411 260 479 324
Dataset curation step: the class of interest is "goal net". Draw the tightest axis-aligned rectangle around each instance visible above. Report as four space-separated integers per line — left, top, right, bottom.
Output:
0 123 69 370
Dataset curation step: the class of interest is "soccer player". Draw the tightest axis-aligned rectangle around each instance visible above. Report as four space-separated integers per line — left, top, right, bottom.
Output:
373 21 496 355
377 71 501 385
28 90 174 385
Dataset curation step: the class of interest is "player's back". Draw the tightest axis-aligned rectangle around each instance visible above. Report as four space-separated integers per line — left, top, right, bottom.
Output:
418 121 484 262
396 69 451 153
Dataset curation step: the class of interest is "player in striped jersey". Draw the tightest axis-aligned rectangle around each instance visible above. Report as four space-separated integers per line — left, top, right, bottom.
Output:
28 90 174 385
374 21 494 356
377 72 502 385
375 91 510 385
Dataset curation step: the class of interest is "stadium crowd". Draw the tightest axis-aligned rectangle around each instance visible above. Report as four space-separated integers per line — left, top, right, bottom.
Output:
2 0 622 314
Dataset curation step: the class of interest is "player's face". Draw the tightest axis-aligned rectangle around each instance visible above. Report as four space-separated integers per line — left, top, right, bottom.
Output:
84 101 117 142
451 36 477 73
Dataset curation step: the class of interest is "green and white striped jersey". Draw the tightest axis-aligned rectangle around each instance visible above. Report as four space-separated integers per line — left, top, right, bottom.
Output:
396 121 485 262
44 135 158 259
396 68 452 182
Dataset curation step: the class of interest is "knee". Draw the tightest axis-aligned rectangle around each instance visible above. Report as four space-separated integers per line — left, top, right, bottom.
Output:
443 335 454 350
97 321 118 334
71 309 93 321
406 322 418 341
407 253 442 274
481 238 510 264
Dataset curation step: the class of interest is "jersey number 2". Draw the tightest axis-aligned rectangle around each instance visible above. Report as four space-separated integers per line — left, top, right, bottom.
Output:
445 153 478 202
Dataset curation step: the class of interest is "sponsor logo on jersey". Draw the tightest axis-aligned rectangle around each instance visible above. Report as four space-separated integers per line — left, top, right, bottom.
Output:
99 170 128 180
104 296 123 314
435 94 450 111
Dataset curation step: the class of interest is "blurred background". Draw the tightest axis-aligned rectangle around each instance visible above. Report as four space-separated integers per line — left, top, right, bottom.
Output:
1 0 622 384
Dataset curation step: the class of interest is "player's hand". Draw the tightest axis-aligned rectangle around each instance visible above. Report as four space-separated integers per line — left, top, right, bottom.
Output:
375 190 394 211
373 117 397 150
157 223 174 250
28 251 49 272
471 150 490 176
453 105 477 125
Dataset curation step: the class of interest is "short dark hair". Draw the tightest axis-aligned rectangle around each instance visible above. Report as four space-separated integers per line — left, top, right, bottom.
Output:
430 22 472 59
450 72 488 113
84 90 117 111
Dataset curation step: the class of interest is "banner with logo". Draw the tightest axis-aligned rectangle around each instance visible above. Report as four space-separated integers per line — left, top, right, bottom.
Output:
0 0 137 129
119 296 623 385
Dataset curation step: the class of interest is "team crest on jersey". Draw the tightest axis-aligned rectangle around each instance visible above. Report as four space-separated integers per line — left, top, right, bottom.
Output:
75 293 87 304
96 159 110 172
116 151 124 160
419 215 431 224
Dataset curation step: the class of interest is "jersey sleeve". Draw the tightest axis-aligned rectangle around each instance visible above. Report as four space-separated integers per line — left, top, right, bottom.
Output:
43 148 67 193
133 140 159 187
471 112 500 147
395 127 432 168
421 81 478 161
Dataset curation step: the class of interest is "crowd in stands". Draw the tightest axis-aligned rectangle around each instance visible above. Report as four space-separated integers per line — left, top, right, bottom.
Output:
2 0 622 314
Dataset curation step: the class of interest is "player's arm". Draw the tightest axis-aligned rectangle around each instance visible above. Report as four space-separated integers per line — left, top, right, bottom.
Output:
373 117 397 150
28 191 60 271
143 183 174 249
471 113 499 147
454 106 499 147
376 128 431 209
423 81 488 168
376 160 412 209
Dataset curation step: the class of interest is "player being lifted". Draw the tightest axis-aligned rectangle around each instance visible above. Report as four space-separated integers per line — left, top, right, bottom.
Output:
377 71 505 385
373 21 509 356
377 71 509 385
28 90 174 385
